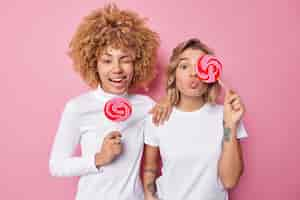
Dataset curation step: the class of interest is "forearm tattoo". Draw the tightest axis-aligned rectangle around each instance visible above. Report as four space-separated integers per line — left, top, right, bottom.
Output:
144 169 158 197
146 182 158 197
223 120 231 142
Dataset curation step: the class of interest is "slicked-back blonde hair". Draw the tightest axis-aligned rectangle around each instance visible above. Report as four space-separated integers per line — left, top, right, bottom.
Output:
166 38 221 105
68 4 160 89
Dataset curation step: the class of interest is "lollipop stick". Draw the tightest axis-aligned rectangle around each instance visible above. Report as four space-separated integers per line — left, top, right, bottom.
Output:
218 78 228 91
117 122 126 132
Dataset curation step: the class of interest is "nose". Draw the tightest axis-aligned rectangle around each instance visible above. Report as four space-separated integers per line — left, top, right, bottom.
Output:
112 61 123 73
190 66 197 77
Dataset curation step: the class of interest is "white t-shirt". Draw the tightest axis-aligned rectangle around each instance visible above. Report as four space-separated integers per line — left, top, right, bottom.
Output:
49 86 155 200
144 103 248 200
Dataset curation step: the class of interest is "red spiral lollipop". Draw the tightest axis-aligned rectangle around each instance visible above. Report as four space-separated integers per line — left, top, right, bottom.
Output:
196 55 223 83
104 98 132 122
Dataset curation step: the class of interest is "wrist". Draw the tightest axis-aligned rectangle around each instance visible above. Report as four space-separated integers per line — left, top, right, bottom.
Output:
144 193 158 200
144 181 158 198
95 152 107 168
223 120 237 129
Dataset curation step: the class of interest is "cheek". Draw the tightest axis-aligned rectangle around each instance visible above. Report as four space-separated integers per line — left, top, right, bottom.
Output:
176 70 188 85
97 69 105 79
97 64 110 80
175 73 188 91
123 64 134 77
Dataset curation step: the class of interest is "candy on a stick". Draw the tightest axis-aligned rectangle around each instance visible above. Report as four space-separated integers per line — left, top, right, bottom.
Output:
104 97 132 122
196 54 223 84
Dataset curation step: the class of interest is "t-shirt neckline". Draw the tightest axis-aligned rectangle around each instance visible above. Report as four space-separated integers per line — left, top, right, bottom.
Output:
174 103 211 115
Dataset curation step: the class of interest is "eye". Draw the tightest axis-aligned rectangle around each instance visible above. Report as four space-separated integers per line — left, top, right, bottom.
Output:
101 59 111 64
122 59 132 64
121 57 133 63
179 64 188 70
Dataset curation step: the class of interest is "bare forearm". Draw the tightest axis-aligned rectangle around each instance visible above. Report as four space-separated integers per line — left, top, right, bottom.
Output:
218 123 243 189
142 145 160 199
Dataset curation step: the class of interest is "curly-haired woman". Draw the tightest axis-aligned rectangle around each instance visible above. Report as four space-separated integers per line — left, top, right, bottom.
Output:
49 4 160 200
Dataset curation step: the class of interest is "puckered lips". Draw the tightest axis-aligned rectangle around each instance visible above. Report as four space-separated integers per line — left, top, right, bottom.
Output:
189 79 201 89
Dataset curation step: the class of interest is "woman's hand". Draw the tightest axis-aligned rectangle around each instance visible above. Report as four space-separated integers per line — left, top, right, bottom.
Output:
223 90 245 129
95 131 122 167
149 96 173 126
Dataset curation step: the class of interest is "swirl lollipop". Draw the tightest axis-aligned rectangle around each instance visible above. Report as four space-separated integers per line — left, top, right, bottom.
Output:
196 54 230 91
104 97 132 122
196 54 223 83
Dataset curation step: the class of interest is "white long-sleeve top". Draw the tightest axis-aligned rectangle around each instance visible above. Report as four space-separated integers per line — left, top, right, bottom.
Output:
49 86 154 200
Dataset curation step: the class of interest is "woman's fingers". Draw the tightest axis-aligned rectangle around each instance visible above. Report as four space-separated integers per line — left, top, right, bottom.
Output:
151 105 166 126
232 102 241 111
112 144 122 155
109 137 122 155
111 138 121 144
232 99 246 114
153 105 173 125
149 106 155 114
225 90 242 105
224 90 246 112
104 132 122 146
165 105 172 121
151 95 173 126
159 106 169 125
106 131 122 139
232 98 240 107
152 105 160 125
226 94 240 105
156 107 164 126
158 103 174 125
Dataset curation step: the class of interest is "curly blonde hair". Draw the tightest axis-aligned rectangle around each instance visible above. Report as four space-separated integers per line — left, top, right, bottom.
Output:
166 38 221 105
68 4 160 89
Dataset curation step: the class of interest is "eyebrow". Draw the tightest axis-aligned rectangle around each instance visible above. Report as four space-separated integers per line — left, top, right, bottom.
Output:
120 55 132 59
102 53 112 57
178 57 189 64
102 53 132 58
178 57 188 61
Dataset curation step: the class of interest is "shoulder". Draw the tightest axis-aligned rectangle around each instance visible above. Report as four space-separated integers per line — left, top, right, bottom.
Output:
64 90 96 112
207 103 224 115
144 114 160 135
129 94 156 107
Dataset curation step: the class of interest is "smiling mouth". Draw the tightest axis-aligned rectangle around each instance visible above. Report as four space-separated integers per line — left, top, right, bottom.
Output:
108 76 127 83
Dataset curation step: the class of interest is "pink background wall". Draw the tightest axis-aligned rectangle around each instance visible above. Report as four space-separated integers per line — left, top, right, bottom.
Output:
1 0 299 199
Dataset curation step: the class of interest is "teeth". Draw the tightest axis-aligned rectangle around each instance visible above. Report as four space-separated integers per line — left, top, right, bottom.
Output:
110 77 125 82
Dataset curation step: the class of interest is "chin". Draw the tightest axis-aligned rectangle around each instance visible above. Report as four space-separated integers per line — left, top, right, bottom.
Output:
186 94 203 98
110 87 128 95
181 89 203 97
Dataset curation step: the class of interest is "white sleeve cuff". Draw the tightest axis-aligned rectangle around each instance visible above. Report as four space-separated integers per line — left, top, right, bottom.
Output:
89 154 104 173
88 154 105 173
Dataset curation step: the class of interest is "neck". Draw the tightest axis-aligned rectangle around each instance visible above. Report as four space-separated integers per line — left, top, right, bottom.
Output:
176 94 206 112
94 85 128 100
